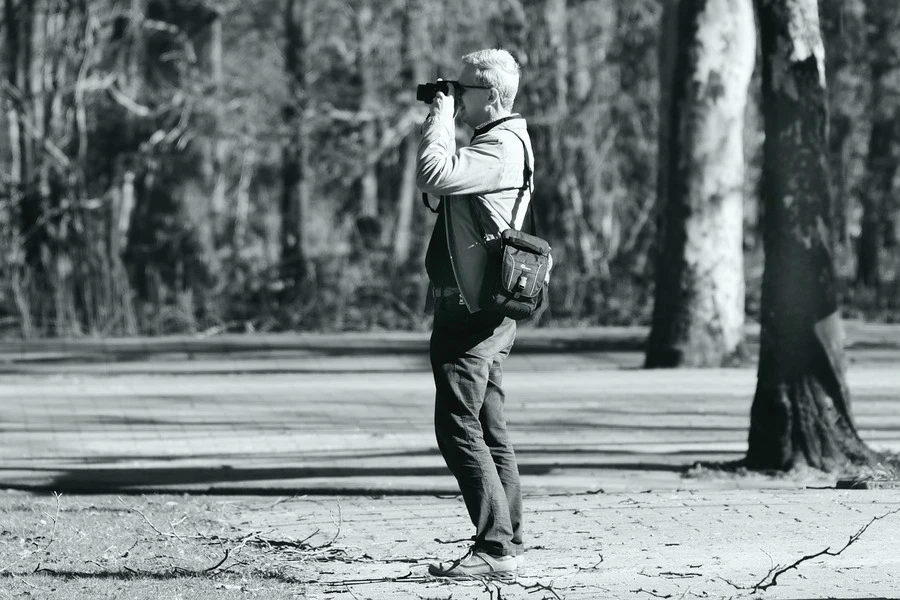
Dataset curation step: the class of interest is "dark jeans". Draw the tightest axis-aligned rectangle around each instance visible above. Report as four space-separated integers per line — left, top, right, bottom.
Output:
430 295 523 558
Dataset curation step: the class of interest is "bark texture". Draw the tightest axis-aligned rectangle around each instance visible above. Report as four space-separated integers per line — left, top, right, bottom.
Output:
281 0 312 284
746 0 877 471
645 0 755 368
857 0 900 287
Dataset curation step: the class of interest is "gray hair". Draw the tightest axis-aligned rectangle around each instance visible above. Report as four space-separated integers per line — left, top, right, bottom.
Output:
462 49 520 111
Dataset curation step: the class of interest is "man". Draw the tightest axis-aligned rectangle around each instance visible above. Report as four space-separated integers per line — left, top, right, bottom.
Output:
416 48 533 581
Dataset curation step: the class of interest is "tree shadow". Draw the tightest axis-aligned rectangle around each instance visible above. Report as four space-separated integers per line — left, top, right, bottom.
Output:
0 456 694 496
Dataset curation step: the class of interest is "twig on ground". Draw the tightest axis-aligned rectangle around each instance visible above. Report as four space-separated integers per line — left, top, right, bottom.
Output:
632 589 672 599
753 506 900 591
577 553 604 571
478 578 502 600
520 580 563 599
343 584 363 600
435 537 473 545
201 549 231 573
0 551 33 574
328 501 343 546
41 492 62 552
545 489 605 497
117 497 183 540
11 574 52 594
326 571 432 586
268 495 299 508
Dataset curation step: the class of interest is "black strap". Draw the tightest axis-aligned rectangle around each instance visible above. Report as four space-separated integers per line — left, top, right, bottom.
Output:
471 114 523 140
507 131 537 236
469 130 534 241
423 192 439 214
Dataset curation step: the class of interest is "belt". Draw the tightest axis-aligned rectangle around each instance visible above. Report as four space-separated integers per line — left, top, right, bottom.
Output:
432 286 461 298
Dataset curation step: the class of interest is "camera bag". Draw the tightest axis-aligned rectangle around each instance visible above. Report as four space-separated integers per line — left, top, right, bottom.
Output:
472 132 551 321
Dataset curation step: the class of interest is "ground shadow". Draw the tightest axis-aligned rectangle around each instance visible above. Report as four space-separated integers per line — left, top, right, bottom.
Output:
0 458 691 496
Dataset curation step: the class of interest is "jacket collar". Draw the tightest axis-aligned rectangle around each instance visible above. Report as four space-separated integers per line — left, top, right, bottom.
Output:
471 114 523 140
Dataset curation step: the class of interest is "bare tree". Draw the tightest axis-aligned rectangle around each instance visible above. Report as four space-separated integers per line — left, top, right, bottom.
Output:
645 0 755 367
745 0 878 470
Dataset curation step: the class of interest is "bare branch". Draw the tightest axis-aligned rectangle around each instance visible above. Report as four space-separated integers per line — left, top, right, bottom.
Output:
754 507 900 591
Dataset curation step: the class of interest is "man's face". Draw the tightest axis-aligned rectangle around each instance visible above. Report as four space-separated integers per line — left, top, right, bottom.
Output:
456 64 492 129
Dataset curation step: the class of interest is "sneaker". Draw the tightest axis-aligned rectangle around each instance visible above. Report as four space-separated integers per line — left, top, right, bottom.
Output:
428 548 517 581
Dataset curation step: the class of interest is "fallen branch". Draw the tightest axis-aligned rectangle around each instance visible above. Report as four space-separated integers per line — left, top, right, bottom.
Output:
326 571 432 586
753 507 900 591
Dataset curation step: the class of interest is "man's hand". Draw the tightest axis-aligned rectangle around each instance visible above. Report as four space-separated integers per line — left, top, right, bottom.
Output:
429 79 455 122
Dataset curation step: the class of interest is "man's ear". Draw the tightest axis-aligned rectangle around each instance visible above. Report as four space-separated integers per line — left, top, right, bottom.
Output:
488 88 500 106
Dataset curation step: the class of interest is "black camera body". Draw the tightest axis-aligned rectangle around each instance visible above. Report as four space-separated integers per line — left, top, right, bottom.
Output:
416 80 458 104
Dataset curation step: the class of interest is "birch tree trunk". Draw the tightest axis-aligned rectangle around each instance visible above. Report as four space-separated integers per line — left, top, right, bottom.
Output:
644 0 755 368
746 0 878 470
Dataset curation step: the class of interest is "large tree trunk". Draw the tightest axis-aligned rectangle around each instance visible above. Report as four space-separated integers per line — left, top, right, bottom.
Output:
281 0 311 285
857 0 900 288
746 0 877 471
644 0 755 368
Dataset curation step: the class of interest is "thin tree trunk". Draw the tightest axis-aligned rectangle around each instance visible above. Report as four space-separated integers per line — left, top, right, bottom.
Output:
234 147 255 247
356 0 378 219
645 0 755 368
546 0 593 276
17 0 40 266
281 0 311 284
857 0 900 287
746 0 877 471
203 9 225 269
392 0 426 265
4 0 23 225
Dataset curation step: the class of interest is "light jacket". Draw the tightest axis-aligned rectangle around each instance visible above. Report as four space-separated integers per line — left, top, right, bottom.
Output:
417 113 534 312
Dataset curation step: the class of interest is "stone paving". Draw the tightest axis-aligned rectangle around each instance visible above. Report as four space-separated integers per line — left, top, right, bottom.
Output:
1 325 900 598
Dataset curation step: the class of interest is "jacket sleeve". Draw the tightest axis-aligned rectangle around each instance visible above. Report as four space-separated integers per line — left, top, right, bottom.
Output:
416 114 508 196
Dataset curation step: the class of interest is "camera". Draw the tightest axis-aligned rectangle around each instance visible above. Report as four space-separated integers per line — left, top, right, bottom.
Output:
416 80 458 104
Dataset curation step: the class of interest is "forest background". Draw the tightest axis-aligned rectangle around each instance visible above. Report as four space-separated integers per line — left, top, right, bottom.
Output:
0 0 896 337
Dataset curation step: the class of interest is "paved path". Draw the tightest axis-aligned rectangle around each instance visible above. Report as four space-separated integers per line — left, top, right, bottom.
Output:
1 324 900 598
236 489 900 599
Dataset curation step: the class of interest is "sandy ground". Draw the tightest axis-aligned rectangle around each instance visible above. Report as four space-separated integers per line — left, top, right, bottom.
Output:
1 323 899 598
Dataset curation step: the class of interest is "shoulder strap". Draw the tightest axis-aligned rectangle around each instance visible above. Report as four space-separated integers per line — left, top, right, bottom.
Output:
469 130 537 239
506 131 537 236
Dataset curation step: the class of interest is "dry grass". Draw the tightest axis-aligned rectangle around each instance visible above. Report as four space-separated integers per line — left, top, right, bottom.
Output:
0 492 342 600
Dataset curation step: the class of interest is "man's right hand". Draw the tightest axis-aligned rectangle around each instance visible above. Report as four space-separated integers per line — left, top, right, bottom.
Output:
429 79 455 122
